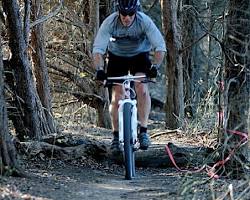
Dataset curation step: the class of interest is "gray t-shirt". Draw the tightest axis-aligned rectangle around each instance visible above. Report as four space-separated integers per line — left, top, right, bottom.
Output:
92 11 166 57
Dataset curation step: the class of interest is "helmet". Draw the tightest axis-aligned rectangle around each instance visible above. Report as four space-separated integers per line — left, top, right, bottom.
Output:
117 0 139 16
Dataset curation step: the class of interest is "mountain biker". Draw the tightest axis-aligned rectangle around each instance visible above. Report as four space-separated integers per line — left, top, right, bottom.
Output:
92 0 166 151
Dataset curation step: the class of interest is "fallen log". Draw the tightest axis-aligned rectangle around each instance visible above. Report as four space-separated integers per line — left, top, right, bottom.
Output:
109 142 212 168
18 138 108 161
134 143 212 168
17 134 213 168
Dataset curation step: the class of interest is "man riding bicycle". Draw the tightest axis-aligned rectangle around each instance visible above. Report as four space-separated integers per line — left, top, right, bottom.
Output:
92 0 166 151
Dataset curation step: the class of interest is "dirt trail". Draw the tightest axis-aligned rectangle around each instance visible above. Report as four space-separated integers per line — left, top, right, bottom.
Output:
1 121 249 199
1 146 249 200
0 159 196 200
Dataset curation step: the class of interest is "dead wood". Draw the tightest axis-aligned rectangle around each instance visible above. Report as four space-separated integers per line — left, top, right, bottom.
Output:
17 134 212 168
18 135 108 161
19 140 107 161
150 130 180 139
110 142 212 168
135 143 212 167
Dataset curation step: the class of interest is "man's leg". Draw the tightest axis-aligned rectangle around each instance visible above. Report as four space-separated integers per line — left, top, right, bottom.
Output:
109 85 124 152
135 76 151 127
110 85 124 131
135 72 151 150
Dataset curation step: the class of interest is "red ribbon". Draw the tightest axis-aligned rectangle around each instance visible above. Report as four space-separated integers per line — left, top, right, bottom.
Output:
165 129 248 179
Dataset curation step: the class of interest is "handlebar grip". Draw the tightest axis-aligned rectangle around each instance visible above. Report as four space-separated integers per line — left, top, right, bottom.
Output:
141 78 156 84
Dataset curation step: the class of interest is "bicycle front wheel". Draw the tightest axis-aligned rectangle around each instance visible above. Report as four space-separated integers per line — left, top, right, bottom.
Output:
123 102 135 180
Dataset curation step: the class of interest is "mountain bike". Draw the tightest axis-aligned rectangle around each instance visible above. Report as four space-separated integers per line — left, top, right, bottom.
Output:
106 73 151 180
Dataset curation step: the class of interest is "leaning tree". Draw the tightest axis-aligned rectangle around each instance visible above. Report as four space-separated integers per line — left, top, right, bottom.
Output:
0 20 21 176
2 0 56 140
30 0 57 134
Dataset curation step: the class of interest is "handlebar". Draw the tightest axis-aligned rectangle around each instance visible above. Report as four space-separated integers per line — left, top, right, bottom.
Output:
107 74 146 81
104 74 155 87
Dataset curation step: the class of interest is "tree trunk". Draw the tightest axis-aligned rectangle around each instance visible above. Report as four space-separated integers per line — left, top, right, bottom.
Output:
0 21 21 176
89 0 112 128
161 0 184 129
2 0 53 140
30 0 57 134
95 87 112 128
181 0 194 119
222 0 250 175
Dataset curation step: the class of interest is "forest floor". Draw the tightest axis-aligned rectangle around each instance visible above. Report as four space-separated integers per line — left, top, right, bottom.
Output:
1 111 250 200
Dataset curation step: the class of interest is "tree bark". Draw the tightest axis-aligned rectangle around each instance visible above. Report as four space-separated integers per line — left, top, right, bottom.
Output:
30 0 57 134
89 0 112 128
89 0 99 37
161 0 184 129
181 0 194 119
2 0 53 140
0 21 21 176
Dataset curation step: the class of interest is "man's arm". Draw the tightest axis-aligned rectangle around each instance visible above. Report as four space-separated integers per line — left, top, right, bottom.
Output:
143 14 167 61
152 51 165 66
93 53 107 81
93 53 104 70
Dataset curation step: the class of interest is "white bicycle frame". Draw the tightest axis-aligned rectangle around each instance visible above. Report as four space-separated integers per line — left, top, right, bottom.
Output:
107 74 146 147
118 99 137 144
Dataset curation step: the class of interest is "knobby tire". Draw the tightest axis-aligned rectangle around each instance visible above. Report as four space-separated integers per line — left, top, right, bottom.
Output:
123 102 135 180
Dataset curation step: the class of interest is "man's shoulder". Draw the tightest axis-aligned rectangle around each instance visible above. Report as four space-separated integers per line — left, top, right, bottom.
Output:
136 11 152 22
135 11 154 30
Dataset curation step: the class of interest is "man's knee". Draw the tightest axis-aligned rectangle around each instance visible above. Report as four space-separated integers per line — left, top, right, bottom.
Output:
136 84 149 97
112 92 123 103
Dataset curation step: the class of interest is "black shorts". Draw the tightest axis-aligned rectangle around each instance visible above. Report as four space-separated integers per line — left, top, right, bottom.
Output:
106 52 152 77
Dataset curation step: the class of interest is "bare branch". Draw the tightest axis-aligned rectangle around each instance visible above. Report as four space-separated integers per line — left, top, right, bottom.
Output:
47 63 93 94
179 33 208 54
30 0 63 28
54 88 104 109
144 0 158 13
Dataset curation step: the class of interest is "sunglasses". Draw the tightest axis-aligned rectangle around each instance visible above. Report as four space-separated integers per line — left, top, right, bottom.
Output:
120 11 136 17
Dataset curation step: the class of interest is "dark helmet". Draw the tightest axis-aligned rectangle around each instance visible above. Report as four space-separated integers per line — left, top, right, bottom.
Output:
117 0 139 16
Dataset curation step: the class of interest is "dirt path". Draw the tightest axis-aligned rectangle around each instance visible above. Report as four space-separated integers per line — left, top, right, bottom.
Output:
0 159 201 200
1 152 249 200
1 121 249 199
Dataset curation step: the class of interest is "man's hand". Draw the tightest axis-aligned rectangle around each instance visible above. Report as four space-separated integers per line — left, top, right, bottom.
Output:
95 69 107 81
148 64 159 78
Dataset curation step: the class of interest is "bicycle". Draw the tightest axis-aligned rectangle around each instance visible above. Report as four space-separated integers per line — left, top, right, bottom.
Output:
106 73 152 180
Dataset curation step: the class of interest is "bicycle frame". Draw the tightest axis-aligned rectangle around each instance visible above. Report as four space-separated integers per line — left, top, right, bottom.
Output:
107 74 146 146
118 98 137 145
106 73 148 179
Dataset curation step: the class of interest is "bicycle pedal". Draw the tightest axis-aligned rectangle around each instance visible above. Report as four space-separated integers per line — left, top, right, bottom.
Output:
133 143 140 151
133 147 139 151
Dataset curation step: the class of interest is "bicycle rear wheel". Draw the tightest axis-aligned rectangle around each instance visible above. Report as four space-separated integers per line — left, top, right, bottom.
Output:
123 102 135 180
